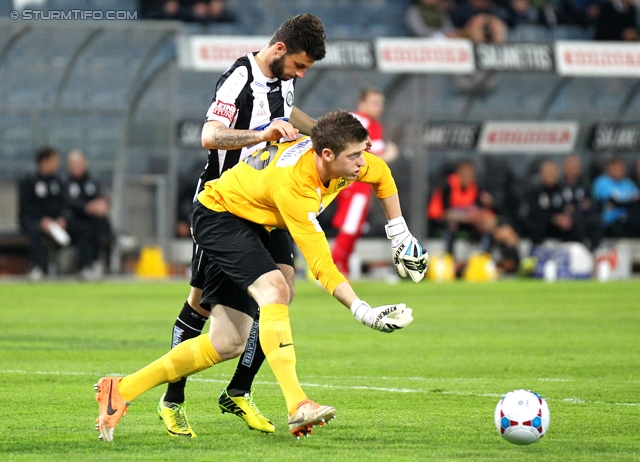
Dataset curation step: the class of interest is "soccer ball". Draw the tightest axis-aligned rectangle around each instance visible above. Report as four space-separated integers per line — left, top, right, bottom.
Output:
495 389 550 445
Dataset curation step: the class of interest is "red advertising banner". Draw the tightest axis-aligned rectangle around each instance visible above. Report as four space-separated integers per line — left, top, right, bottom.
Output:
556 41 640 77
375 38 474 74
478 122 579 153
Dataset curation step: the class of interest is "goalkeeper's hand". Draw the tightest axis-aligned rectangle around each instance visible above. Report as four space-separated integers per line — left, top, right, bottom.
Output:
385 216 429 283
350 299 414 333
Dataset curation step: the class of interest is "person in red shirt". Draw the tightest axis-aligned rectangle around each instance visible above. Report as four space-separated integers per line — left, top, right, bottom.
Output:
330 87 398 277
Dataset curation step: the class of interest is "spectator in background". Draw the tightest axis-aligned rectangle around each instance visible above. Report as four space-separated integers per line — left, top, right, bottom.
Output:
561 154 603 250
65 150 112 280
592 157 640 237
557 0 600 28
524 160 594 248
188 0 236 24
509 0 548 25
450 0 510 43
144 0 183 20
405 0 456 38
19 147 70 281
427 160 521 272
144 0 235 23
331 87 398 277
594 0 639 41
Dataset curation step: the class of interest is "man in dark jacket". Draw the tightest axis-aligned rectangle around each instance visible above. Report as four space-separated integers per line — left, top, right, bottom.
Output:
524 160 586 245
65 149 112 280
19 147 69 280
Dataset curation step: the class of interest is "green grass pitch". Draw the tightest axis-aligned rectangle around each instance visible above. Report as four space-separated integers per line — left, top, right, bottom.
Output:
1 279 639 461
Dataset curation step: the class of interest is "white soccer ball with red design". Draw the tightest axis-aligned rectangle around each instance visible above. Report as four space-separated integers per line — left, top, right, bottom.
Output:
494 389 550 445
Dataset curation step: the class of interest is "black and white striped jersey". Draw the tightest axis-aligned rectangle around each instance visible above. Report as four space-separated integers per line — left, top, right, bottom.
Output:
196 52 296 195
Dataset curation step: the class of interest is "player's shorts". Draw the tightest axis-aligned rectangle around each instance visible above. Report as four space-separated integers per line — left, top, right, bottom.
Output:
191 202 290 318
190 218 294 291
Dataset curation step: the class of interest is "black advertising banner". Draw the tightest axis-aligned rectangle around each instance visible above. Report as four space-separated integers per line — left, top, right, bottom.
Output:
475 43 554 72
589 123 640 151
423 123 480 150
177 120 203 148
315 41 375 69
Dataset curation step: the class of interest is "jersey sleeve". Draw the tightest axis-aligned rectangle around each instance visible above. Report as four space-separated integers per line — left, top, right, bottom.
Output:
205 65 249 127
273 186 347 295
356 152 398 199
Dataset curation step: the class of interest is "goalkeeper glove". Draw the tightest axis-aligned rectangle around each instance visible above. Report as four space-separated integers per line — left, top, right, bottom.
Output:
350 299 414 333
385 216 429 283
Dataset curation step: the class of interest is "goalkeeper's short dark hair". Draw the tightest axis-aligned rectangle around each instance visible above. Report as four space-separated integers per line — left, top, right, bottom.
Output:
311 110 369 156
269 14 326 61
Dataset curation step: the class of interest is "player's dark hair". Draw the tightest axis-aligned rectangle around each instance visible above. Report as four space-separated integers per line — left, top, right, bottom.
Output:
358 86 383 102
269 14 326 61
311 110 369 156
35 147 59 164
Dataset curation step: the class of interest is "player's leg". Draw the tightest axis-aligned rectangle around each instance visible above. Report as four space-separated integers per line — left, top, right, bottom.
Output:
95 300 252 442
248 271 336 438
191 205 334 438
218 230 295 433
158 244 211 438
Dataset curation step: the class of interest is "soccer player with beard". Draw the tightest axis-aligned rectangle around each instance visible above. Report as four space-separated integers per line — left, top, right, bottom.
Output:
157 14 326 437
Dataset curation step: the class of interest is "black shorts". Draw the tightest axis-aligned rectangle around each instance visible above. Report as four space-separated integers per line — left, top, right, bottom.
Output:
191 203 291 317
189 219 294 290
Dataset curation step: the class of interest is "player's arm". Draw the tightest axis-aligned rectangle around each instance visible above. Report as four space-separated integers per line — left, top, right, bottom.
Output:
201 120 299 150
275 187 414 334
289 106 316 135
332 280 413 333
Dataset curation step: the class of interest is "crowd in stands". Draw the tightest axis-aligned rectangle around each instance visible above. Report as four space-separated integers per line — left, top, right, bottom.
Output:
427 155 640 274
140 0 236 24
405 0 640 41
18 148 112 281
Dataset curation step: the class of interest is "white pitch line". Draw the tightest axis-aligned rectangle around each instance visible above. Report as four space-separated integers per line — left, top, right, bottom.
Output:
1 369 639 407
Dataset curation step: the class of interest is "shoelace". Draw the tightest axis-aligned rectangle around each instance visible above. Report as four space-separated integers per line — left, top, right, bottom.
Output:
172 404 188 429
244 393 266 417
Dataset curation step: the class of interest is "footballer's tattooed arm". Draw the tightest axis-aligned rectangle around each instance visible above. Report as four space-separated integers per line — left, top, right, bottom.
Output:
209 128 264 150
202 120 298 150
202 121 264 150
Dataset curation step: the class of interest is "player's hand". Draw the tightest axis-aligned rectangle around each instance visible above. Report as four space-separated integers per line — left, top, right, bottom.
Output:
261 119 299 142
350 299 413 332
385 217 428 283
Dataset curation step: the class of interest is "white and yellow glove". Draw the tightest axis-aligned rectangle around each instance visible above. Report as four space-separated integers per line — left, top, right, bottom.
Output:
350 299 414 333
385 216 429 282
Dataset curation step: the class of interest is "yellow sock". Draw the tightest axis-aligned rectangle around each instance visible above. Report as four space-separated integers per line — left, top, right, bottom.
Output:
118 334 221 402
259 303 306 415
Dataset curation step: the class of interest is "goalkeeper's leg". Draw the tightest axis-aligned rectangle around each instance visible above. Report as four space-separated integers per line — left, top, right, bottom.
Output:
248 270 335 436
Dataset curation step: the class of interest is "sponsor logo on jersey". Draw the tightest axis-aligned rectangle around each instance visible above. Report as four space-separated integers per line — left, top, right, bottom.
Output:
337 178 346 189
210 100 237 122
275 138 313 168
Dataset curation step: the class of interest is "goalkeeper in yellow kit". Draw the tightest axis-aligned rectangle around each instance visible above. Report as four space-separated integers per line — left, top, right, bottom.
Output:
94 110 428 441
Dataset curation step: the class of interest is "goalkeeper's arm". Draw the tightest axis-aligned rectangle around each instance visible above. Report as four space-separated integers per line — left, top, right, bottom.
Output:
332 282 413 333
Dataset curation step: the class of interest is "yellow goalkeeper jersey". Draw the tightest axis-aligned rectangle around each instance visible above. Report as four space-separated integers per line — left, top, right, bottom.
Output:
197 136 398 295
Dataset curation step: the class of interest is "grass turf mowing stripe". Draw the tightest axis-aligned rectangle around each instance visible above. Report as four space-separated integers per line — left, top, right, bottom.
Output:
2 369 639 407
